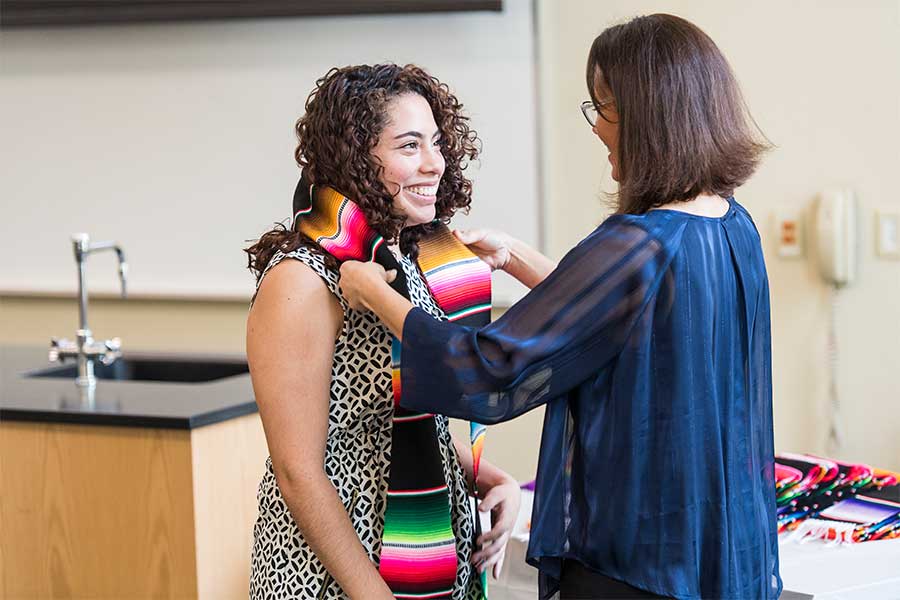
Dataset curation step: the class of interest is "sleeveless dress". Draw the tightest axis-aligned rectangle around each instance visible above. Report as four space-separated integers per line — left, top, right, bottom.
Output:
249 246 483 600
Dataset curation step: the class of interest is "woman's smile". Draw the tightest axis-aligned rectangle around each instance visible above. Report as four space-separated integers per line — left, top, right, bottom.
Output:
403 183 439 204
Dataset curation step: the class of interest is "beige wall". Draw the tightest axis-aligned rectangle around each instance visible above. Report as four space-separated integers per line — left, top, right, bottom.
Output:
3 0 899 481
0 296 247 354
536 0 900 470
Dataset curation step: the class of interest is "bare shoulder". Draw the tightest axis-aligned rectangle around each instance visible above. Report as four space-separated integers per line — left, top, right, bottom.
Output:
249 259 343 341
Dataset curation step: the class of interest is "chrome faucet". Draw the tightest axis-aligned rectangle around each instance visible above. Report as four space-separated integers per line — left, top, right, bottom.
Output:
49 233 128 389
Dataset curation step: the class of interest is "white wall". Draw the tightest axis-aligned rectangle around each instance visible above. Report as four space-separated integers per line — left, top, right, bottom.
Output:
536 0 900 470
0 1 538 305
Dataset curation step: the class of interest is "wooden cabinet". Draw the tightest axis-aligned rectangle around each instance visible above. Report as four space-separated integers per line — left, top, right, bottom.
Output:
1 413 268 599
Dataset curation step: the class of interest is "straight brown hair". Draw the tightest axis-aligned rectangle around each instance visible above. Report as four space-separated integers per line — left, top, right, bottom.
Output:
586 14 770 214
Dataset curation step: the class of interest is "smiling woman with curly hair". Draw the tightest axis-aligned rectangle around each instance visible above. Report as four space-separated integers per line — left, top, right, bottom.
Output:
245 64 519 600
247 64 481 275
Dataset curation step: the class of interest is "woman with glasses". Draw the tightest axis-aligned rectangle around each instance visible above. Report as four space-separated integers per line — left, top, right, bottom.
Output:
339 14 780 600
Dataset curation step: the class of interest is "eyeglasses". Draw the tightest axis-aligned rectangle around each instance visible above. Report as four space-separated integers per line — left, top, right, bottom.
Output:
580 98 617 126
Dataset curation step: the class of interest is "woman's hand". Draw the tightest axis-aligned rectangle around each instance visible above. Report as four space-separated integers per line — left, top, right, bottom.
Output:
453 228 514 272
457 229 557 289
472 477 521 579
338 261 396 311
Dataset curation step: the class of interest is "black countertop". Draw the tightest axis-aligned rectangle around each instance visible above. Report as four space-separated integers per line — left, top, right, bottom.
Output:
0 346 257 429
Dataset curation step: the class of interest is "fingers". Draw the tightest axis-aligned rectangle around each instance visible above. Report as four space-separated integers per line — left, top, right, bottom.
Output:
478 490 516 520
492 551 505 580
471 532 509 572
452 228 486 245
480 547 504 574
477 522 508 545
338 260 384 312
476 484 520 547
368 262 387 278
477 488 503 513
339 261 393 283
478 509 516 546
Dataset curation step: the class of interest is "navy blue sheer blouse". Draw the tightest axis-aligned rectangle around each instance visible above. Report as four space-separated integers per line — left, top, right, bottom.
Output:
399 199 781 599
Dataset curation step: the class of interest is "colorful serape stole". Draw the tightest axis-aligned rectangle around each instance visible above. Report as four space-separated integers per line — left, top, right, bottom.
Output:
291 185 384 263
293 175 491 599
775 463 803 493
417 231 491 597
775 453 900 543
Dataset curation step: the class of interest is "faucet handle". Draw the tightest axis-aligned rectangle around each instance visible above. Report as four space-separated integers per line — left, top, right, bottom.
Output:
49 337 75 363
100 337 122 366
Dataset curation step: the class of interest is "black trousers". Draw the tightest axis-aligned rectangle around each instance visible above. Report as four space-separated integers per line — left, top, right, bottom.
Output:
559 560 670 599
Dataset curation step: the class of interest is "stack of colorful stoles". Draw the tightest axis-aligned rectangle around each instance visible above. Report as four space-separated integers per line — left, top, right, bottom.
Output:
776 452 900 544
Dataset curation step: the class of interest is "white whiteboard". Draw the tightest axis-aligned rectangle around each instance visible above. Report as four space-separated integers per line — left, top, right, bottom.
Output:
0 0 538 305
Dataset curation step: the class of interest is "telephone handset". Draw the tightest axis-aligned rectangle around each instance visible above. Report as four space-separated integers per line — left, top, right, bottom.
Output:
812 189 858 454
813 190 858 287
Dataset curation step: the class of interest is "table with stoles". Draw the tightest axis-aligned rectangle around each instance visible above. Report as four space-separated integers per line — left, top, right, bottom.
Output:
489 490 900 600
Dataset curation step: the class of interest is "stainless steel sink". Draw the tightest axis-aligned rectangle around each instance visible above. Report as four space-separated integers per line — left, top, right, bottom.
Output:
25 356 248 383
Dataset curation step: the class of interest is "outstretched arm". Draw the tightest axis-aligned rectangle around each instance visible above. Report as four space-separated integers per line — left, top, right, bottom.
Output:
340 219 677 426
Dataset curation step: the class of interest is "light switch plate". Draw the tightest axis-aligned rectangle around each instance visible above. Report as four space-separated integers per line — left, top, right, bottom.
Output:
775 211 803 258
876 211 900 259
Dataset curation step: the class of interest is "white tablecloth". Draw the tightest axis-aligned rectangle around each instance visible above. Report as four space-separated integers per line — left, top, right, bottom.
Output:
488 491 900 599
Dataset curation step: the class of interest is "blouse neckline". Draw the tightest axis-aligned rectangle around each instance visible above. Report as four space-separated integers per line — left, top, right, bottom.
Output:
646 196 736 222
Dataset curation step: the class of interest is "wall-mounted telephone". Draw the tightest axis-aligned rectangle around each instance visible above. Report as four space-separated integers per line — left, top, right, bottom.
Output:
812 189 858 287
811 189 858 455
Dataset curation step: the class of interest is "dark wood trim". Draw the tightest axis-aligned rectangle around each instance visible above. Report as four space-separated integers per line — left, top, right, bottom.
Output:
1 0 503 27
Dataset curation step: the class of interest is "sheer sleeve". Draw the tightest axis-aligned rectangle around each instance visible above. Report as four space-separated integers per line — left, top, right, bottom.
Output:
399 217 681 424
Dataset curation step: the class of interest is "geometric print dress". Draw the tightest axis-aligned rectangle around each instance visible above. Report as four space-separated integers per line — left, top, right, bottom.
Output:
249 246 483 599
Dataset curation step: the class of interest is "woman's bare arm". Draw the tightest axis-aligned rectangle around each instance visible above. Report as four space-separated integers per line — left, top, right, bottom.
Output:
248 261 393 599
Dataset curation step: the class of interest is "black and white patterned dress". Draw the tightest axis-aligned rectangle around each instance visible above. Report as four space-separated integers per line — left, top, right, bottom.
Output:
249 247 482 599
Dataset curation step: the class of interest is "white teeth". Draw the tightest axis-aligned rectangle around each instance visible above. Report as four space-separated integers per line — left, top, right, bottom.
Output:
407 185 438 197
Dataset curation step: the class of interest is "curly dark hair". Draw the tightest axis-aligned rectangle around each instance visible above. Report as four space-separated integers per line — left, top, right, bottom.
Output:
246 64 480 281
